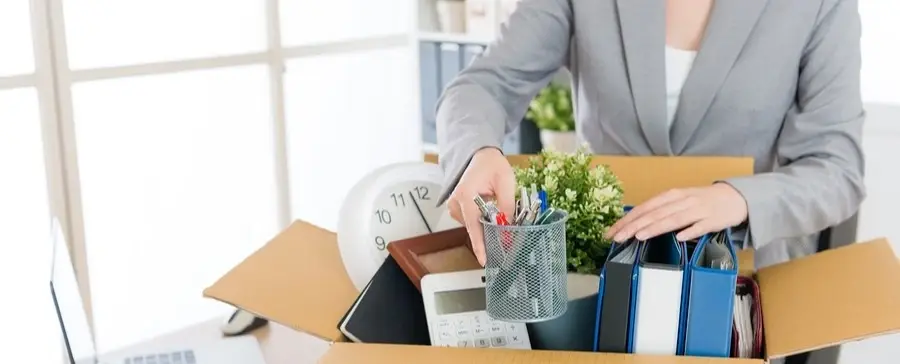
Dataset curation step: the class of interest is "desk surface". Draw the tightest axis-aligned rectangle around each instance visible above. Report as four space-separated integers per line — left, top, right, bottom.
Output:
108 317 329 364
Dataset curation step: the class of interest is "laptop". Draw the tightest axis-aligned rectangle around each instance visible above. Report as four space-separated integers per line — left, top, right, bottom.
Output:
49 218 269 364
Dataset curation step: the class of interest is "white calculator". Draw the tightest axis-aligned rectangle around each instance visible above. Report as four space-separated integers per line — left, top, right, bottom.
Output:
421 269 531 349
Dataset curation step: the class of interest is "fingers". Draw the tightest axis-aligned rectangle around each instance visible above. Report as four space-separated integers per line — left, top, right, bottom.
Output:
613 196 696 242
675 221 713 242
459 192 487 266
607 188 694 241
448 194 463 225
492 169 518 218
634 206 706 241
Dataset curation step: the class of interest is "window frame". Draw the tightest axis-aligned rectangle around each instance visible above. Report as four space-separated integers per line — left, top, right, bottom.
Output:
9 0 413 353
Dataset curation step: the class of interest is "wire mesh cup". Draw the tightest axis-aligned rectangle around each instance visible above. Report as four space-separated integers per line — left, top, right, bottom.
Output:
481 210 569 323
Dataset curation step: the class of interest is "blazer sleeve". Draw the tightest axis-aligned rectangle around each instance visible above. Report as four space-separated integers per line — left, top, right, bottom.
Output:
724 0 866 249
435 0 572 204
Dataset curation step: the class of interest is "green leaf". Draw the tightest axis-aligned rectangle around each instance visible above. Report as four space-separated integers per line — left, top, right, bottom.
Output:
526 82 576 132
513 147 625 273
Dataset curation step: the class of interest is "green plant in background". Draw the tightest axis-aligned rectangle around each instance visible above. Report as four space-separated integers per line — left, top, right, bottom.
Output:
513 147 625 274
526 82 575 132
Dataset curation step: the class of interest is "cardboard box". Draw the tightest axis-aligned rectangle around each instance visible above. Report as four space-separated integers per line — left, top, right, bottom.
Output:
203 155 900 363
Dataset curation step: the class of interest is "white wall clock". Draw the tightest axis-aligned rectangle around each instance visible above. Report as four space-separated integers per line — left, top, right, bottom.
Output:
337 161 462 291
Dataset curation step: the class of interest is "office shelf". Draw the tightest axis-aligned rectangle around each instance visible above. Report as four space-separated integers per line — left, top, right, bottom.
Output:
416 31 492 46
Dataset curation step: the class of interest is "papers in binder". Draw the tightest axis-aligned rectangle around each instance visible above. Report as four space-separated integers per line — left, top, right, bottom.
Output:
732 276 763 359
733 294 753 358
703 232 734 270
612 242 639 264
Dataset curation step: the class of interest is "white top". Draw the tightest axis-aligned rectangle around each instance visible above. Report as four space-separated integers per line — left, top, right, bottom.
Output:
664 46 698 128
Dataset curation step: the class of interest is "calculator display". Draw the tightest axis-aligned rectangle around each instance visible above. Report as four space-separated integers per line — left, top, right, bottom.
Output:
434 288 487 315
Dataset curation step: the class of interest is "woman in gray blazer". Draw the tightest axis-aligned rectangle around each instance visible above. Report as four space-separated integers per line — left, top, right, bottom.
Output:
438 0 864 278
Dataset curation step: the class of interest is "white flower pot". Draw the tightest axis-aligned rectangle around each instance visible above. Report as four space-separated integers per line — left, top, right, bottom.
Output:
436 0 467 33
540 130 578 153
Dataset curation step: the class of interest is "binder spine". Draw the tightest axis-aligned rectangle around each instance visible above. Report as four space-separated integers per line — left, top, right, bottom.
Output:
683 267 737 357
625 243 645 353
677 241 691 355
595 262 635 353
682 232 738 358
593 268 607 352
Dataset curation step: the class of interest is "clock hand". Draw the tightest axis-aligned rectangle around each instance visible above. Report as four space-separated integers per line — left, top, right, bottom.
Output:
409 191 433 234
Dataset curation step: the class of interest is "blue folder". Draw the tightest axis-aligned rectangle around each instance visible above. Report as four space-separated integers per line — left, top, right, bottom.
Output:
680 229 738 357
418 41 440 144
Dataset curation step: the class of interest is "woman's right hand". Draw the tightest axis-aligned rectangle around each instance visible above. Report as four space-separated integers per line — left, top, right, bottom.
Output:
447 147 517 266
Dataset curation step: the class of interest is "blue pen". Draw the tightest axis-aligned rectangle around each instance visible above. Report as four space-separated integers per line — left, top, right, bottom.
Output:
538 190 547 212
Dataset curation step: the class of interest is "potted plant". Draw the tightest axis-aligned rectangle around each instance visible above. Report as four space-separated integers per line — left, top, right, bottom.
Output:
512 147 626 351
527 82 577 153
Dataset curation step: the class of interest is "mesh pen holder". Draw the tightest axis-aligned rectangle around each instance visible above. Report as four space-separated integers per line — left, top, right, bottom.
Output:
482 211 569 323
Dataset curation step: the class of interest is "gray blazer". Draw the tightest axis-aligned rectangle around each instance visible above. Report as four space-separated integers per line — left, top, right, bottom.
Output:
436 0 866 268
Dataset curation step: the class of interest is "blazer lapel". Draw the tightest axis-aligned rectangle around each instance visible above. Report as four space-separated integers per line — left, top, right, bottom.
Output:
617 0 671 155
670 0 769 154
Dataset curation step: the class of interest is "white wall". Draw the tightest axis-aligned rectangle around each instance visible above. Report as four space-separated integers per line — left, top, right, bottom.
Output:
838 2 900 361
838 103 900 363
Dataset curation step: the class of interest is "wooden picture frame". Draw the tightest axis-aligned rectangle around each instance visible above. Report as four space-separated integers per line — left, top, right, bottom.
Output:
387 227 481 291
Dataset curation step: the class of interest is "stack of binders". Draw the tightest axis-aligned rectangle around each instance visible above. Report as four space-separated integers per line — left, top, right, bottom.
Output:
592 229 738 358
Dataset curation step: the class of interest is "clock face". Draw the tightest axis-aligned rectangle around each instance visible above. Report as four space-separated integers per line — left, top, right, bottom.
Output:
368 180 457 259
337 161 463 291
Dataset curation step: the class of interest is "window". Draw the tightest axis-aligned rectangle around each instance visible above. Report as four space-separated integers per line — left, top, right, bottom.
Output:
284 47 418 230
0 88 61 363
62 0 267 69
279 0 411 46
0 2 35 76
860 2 900 104
71 66 281 352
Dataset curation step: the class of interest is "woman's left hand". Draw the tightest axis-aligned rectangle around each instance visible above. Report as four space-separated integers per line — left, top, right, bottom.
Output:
605 183 748 243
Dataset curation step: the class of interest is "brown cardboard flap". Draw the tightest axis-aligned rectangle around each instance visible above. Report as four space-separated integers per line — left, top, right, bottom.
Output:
757 238 900 359
737 249 755 277
203 220 357 342
425 154 754 205
319 342 761 363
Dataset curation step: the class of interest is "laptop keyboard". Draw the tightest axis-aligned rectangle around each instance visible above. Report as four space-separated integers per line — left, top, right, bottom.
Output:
122 350 196 364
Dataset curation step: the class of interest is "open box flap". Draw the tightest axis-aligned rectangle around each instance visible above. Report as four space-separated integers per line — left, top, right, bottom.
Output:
318 342 762 364
427 155 755 205
203 220 358 342
737 249 755 277
757 238 900 359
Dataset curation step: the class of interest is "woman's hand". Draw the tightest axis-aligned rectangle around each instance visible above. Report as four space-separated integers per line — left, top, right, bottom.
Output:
447 147 517 266
605 183 748 243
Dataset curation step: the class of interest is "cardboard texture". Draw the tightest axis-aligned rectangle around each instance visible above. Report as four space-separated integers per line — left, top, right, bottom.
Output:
737 249 755 277
319 343 760 363
425 153 755 205
203 221 356 342
756 237 900 359
203 155 900 363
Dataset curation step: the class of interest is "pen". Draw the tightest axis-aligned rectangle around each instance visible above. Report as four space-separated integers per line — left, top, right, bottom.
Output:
538 190 548 213
514 207 529 225
496 212 513 251
473 195 491 221
527 199 542 225
496 212 510 226
519 187 529 219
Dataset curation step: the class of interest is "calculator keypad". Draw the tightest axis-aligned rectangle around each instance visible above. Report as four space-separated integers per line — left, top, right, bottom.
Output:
432 312 530 349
